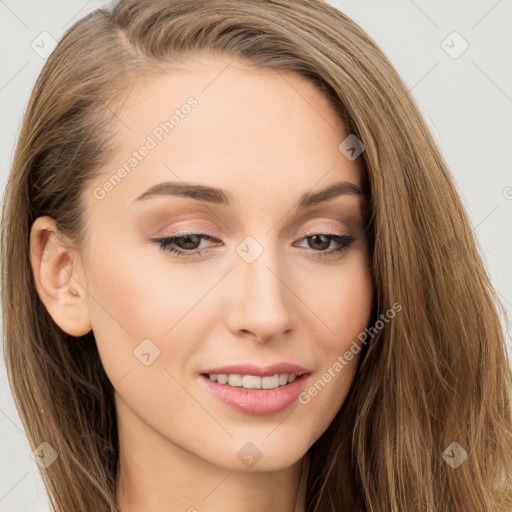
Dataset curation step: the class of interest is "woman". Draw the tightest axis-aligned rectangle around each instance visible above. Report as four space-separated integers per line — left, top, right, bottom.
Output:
2 0 511 510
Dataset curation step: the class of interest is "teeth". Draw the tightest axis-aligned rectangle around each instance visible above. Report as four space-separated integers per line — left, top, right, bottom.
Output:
228 374 243 386
216 374 228 384
207 373 299 389
242 375 261 389
262 375 279 389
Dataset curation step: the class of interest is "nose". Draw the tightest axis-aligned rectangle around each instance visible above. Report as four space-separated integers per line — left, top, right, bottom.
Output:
224 237 297 344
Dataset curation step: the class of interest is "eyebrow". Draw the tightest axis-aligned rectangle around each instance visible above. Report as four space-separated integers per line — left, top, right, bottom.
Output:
133 180 365 208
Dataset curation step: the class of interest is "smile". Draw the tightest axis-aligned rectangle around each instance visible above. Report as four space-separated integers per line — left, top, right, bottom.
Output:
199 372 310 415
206 373 297 389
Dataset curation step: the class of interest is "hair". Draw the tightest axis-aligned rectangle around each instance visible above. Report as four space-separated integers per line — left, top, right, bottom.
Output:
2 0 511 510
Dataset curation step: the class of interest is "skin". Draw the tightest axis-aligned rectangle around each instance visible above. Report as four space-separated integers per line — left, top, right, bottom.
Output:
30 55 374 512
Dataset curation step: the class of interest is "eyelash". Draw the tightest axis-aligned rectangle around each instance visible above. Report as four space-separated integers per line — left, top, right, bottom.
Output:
152 232 355 260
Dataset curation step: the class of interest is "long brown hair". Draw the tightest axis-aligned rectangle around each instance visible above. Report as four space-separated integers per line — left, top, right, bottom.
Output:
2 1 511 510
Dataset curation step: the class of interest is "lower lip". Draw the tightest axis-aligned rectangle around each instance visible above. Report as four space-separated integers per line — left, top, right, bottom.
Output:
199 374 310 415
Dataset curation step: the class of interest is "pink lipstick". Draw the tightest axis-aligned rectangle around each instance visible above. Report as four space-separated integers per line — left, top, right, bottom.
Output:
198 363 311 415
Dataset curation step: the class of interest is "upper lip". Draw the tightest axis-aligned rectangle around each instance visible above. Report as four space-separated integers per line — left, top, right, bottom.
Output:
201 363 310 377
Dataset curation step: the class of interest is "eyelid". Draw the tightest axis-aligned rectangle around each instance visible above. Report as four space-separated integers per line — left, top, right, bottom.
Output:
158 220 351 239
156 225 218 237
155 212 351 235
298 223 350 237
160 226 349 240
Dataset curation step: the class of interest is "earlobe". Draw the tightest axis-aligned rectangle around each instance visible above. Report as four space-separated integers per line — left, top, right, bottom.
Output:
29 216 92 337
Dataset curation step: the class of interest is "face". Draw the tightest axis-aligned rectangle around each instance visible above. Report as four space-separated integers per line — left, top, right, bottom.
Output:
77 56 373 472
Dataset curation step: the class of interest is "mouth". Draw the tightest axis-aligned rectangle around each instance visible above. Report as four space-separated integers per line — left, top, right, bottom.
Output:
201 372 301 389
198 366 311 415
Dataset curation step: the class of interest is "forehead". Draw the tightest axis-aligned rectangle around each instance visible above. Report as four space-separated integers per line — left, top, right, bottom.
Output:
86 55 361 216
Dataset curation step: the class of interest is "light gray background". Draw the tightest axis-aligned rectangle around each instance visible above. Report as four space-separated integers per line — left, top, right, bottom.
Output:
1 1 511 510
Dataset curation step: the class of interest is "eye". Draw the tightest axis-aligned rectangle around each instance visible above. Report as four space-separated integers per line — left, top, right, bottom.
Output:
151 232 355 260
152 234 218 259
295 233 355 259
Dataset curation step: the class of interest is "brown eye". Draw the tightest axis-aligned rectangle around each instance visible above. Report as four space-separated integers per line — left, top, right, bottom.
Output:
296 233 355 259
307 234 331 251
174 234 203 250
152 233 217 258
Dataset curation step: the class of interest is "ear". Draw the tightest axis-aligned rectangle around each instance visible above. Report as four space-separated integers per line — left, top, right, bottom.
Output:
29 216 92 337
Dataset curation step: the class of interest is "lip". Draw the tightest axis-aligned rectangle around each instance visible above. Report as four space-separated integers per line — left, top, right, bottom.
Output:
198 364 311 415
200 363 310 377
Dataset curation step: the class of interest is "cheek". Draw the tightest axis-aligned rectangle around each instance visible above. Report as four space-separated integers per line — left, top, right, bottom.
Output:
85 236 208 338
84 234 230 394
300 251 374 348
293 254 373 439
83 238 183 379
